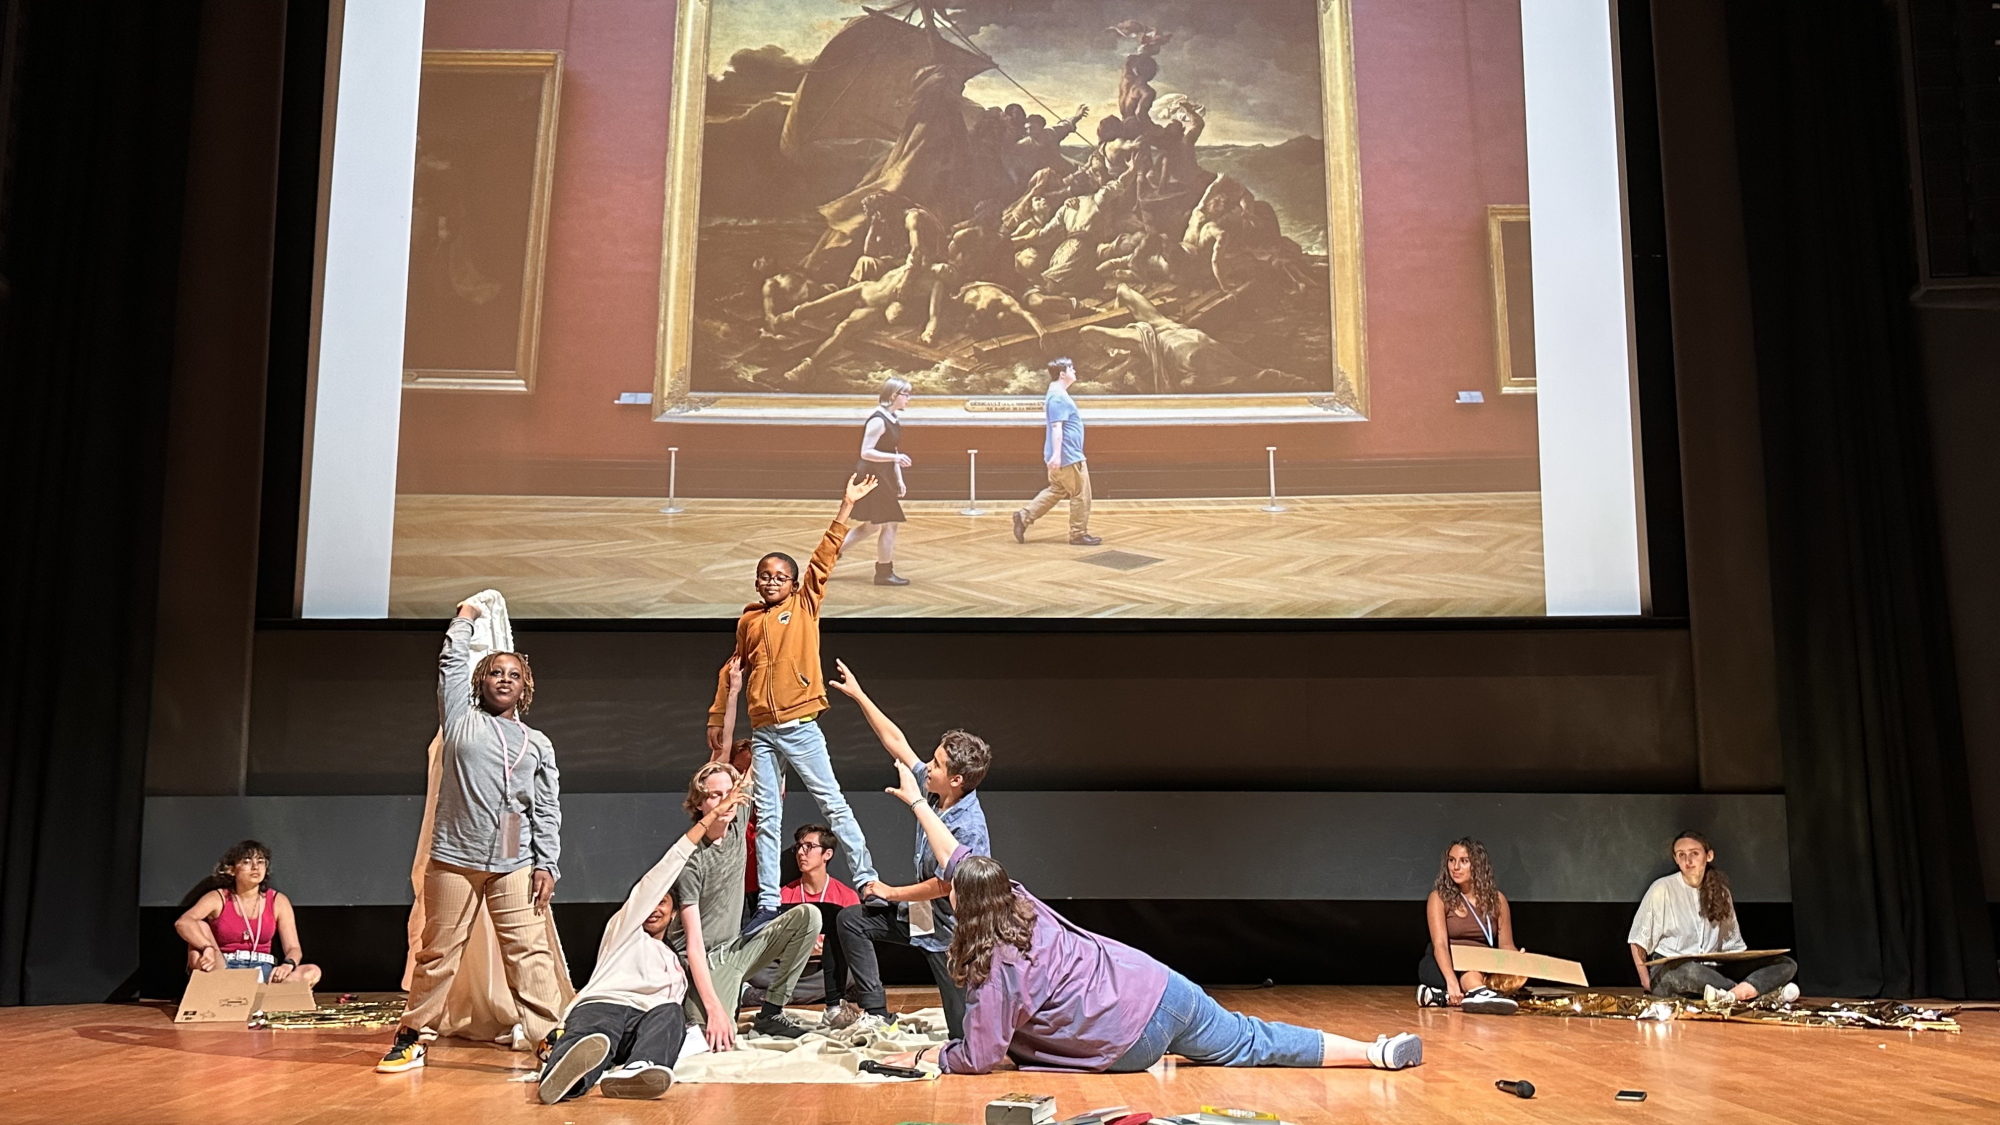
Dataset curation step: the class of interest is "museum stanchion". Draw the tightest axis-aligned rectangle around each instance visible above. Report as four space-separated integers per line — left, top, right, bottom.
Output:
960 448 986 516
660 446 685 514
1261 446 1287 513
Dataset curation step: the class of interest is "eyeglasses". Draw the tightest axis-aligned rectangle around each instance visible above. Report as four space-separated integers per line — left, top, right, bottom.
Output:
794 842 828 853
754 574 794 586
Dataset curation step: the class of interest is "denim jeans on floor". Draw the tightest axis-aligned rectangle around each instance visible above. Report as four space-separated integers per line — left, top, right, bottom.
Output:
751 720 878 910
1106 970 1323 1071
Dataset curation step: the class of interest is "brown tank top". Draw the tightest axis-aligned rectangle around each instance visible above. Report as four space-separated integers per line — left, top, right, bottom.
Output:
1444 901 1496 946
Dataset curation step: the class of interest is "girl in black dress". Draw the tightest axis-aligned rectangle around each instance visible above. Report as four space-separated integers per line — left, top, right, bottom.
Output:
844 376 913 585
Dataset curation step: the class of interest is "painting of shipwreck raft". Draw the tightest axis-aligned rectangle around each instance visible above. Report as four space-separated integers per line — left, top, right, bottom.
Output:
656 0 1367 419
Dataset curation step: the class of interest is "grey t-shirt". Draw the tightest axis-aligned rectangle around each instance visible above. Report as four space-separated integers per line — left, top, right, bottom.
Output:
666 814 746 955
433 617 561 878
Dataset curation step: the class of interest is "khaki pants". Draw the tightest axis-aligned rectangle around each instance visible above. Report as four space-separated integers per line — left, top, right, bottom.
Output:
684 904 819 1024
1021 460 1092 538
401 862 563 1042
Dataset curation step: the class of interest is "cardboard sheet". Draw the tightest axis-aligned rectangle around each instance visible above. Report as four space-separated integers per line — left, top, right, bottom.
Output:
254 979 318 1014
174 969 263 1023
1644 947 1789 968
1450 946 1590 986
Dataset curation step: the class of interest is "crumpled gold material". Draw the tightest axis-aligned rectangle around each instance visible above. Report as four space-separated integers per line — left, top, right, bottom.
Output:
251 999 406 1030
1516 991 1959 1032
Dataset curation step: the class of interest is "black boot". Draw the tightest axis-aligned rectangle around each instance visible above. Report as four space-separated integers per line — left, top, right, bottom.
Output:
874 562 910 586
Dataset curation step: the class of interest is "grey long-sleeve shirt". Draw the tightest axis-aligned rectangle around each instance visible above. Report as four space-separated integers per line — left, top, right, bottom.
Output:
432 617 562 879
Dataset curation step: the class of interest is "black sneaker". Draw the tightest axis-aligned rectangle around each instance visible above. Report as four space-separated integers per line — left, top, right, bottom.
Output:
1011 510 1027 543
1461 986 1519 1015
741 906 781 937
537 1031 610 1105
376 1027 425 1073
751 1008 816 1039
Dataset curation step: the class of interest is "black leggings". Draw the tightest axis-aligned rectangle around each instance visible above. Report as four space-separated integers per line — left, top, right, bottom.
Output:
1417 945 1452 991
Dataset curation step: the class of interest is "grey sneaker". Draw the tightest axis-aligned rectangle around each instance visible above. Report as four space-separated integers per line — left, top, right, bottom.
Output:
538 1032 609 1105
599 1061 674 1099
1367 1031 1424 1070
751 1008 816 1039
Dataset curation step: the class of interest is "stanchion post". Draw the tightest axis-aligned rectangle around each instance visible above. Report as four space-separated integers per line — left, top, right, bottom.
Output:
960 449 986 516
660 446 686 514
1260 446 1286 513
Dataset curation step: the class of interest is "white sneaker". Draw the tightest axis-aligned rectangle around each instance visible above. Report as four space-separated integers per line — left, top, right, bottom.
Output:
538 1032 610 1105
1367 1032 1424 1070
1703 984 1735 1008
1415 984 1447 1009
1772 982 1800 1006
599 1061 674 1099
1460 987 1519 1016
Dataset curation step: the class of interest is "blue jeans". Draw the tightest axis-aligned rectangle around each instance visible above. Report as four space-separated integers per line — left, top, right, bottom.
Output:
752 719 878 910
223 952 273 981
1107 970 1323 1071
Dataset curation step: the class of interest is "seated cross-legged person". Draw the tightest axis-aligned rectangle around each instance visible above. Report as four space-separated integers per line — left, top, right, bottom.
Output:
175 839 322 987
1628 830 1799 1006
780 824 861 1014
670 763 822 1049
829 661 989 1036
876 763 1424 1075
537 787 749 1103
1417 837 1522 1014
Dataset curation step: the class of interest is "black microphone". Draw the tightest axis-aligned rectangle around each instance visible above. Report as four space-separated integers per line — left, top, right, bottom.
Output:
1494 1079 1536 1099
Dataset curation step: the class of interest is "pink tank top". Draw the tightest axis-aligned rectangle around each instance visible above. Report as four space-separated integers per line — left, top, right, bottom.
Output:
215 889 276 954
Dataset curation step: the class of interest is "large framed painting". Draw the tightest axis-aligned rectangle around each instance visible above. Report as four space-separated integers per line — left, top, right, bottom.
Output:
403 49 563 393
653 0 1366 424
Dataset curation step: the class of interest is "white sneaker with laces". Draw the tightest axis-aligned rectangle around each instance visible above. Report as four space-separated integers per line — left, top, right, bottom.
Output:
1414 984 1447 1008
1460 987 1519 1016
599 1061 674 1099
1367 1032 1424 1070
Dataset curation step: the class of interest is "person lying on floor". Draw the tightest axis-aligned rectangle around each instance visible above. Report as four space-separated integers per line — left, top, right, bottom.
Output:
536 785 751 1103
175 839 322 986
874 763 1424 1074
1417 837 1521 1014
1628 829 1799 1006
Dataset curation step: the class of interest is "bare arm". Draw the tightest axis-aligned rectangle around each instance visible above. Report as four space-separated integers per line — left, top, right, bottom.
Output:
680 902 736 1051
711 658 743 763
1425 892 1463 1001
1045 422 1063 471
857 415 897 462
1497 893 1517 951
887 762 961 868
271 894 305 982
175 891 225 971
1629 943 1652 992
827 660 920 768
875 876 952 904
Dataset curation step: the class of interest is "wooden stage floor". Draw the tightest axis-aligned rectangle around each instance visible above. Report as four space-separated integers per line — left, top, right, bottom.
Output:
10 986 1992 1125
388 493 1544 619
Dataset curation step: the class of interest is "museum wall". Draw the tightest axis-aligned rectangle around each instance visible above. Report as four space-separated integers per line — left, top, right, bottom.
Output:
392 0 1542 501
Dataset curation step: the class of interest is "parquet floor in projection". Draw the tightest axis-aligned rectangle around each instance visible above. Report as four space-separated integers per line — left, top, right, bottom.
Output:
387 493 1544 619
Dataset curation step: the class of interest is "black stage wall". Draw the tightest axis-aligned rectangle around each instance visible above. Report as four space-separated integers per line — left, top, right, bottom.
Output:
2 0 1996 1004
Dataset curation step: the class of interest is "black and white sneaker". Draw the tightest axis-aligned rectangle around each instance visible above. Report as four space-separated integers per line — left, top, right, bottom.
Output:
1460 986 1519 1015
599 1061 675 1099
537 1032 610 1105
1415 984 1448 1008
750 1008 816 1039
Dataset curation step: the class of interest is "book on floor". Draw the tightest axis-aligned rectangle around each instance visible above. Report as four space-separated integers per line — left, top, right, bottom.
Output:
988 1092 1058 1125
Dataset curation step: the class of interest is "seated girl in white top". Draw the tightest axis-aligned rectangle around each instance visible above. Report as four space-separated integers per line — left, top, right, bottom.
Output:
174 840 321 986
1627 830 1797 1005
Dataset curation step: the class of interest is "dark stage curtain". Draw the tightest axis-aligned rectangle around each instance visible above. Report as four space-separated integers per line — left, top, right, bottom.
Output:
0 2 199 1002
1725 1 2000 997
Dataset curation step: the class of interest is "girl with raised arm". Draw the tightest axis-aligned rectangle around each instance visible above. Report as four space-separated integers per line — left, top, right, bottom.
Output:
842 376 914 586
1417 837 1521 1014
175 840 321 986
875 763 1424 1075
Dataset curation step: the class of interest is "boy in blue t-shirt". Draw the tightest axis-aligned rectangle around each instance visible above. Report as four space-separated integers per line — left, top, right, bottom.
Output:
1011 357 1100 545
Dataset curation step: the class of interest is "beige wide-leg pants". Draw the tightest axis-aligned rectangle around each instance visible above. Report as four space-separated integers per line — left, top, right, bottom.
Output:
400 862 563 1043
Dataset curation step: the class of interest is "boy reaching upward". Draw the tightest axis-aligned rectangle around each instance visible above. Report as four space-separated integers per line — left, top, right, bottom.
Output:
827 660 992 1038
710 475 884 934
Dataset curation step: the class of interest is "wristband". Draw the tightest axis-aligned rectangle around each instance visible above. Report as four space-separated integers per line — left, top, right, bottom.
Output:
283 958 300 968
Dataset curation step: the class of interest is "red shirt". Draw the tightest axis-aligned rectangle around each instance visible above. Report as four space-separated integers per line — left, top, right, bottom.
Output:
781 875 860 908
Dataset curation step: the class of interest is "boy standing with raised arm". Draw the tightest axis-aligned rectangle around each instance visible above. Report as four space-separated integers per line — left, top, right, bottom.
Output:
709 476 885 935
827 660 991 1037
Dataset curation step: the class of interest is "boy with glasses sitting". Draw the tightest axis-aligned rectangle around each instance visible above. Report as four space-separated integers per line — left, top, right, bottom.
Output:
780 824 861 1019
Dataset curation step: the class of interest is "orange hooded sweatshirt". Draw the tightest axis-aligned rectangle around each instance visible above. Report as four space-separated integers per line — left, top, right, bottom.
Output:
708 518 846 729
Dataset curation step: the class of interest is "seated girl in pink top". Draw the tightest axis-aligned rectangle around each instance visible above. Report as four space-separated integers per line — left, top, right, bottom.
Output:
873 764 1423 1074
174 840 321 986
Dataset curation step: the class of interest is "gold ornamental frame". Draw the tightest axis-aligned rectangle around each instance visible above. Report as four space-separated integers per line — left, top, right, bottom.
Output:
403 49 563 394
652 0 1368 425
1485 203 1536 395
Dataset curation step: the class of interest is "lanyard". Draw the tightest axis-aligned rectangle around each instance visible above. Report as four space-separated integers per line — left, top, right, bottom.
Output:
234 889 267 952
487 713 531 789
1468 901 1496 947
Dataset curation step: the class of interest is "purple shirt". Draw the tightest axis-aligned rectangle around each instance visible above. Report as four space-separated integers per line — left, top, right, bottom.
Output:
938 848 1169 1074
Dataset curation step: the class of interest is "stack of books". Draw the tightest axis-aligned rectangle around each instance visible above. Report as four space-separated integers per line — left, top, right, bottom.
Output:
987 1093 1058 1125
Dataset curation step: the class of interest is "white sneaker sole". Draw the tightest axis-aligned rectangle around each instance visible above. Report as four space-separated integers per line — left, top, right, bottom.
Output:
1375 1033 1424 1070
600 1065 675 1099
538 1033 611 1105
